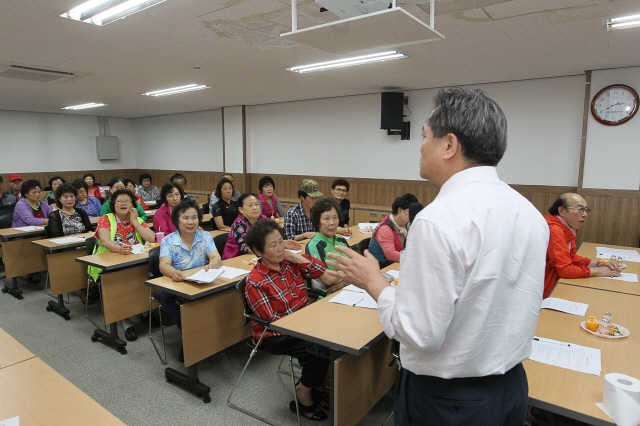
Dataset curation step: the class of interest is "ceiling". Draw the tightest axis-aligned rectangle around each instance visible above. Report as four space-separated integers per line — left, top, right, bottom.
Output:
0 0 639 119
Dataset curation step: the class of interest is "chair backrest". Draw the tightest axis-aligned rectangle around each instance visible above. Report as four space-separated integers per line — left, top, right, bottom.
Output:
148 247 161 279
209 217 218 231
0 213 13 229
85 237 96 255
213 233 228 254
44 224 52 238
235 277 270 326
201 203 210 214
357 237 371 255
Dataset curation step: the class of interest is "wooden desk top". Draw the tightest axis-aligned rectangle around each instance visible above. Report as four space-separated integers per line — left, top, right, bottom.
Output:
0 357 125 425
271 264 399 356
145 254 254 300
0 226 46 240
350 203 391 212
525 284 640 425
558 242 640 296
0 328 35 369
31 231 94 252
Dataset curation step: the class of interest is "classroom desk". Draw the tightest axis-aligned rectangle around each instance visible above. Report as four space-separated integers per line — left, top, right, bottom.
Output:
0 227 48 300
0 357 126 425
145 254 254 403
32 232 94 320
270 264 399 426
524 284 640 426
558 242 640 296
0 327 35 369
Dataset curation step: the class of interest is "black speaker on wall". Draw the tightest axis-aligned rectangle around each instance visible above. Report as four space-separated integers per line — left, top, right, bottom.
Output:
380 92 404 130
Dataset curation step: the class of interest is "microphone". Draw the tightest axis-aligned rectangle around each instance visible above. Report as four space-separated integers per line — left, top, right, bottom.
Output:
408 203 423 224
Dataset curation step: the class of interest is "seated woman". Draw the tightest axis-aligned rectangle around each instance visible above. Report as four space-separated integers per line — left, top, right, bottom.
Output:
307 198 350 293
210 177 239 231
83 173 102 200
71 179 101 217
257 175 284 219
12 179 52 227
48 183 92 237
544 193 621 298
89 189 156 342
153 182 184 235
135 172 160 203
368 193 418 265
124 178 149 210
159 200 221 336
45 176 66 207
99 177 147 220
245 220 345 420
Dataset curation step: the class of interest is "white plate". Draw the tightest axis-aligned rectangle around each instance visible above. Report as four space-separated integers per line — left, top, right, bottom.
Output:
580 321 629 339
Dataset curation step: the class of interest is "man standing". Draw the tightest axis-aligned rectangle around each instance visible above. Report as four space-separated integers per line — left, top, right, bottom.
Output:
328 88 549 426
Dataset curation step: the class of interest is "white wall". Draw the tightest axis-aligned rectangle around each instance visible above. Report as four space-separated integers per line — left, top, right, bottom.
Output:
246 75 586 186
582 66 640 190
133 110 223 172
223 106 244 174
0 110 136 173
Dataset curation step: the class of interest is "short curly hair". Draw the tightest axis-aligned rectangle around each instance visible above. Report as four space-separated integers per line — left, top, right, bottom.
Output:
108 189 138 214
48 176 66 189
54 183 77 209
20 180 42 197
258 175 276 192
246 219 283 254
392 193 418 215
159 182 185 206
138 173 152 184
71 178 88 193
171 199 203 229
309 198 340 230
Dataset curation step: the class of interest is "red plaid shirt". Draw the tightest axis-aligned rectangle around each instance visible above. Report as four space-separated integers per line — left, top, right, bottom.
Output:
245 254 325 343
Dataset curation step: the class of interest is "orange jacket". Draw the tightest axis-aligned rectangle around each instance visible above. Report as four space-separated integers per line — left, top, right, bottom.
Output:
543 215 591 298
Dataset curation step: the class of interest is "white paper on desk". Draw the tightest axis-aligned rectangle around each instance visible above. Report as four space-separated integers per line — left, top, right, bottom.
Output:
14 226 42 231
596 247 640 262
219 266 249 279
385 270 400 279
341 236 352 240
144 210 154 214
540 298 588 316
529 336 601 376
0 416 19 426
358 223 377 232
184 269 224 284
330 290 377 309
130 244 145 254
51 236 85 244
606 273 638 283
342 284 367 293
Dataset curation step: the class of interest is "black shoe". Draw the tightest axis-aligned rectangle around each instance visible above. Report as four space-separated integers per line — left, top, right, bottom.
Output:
124 326 137 342
312 388 330 411
289 399 327 421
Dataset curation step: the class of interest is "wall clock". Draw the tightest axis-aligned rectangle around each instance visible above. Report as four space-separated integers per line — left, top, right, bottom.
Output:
591 84 638 126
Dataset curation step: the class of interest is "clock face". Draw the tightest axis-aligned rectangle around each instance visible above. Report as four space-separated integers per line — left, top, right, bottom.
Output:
591 85 638 126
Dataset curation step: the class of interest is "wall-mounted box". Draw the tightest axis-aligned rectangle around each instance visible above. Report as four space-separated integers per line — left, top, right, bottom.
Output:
96 136 119 160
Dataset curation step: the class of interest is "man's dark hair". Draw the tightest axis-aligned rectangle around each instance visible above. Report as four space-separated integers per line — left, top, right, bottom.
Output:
331 178 350 191
108 189 138 214
71 178 89 192
258 175 276 192
310 198 341 230
54 183 77 209
297 190 308 199
48 176 66 188
158 182 185 206
20 180 42 197
238 192 258 208
392 193 419 215
214 177 235 200
171 199 202 228
138 173 153 184
170 173 187 185
427 88 507 166
246 219 283 254
548 195 569 215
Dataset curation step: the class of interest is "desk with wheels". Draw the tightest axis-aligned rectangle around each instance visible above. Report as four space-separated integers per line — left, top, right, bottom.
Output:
31 232 94 320
145 254 254 403
558 242 640 296
270 264 400 426
524 283 640 426
0 227 48 300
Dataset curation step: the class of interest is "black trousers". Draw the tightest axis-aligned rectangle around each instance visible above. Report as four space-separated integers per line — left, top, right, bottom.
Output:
394 363 528 426
160 292 182 330
260 335 330 389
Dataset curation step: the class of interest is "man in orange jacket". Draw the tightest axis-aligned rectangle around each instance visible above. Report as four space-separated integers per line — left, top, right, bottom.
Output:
543 193 621 298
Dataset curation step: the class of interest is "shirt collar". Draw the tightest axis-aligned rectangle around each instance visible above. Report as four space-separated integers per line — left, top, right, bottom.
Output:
170 230 203 249
435 166 499 201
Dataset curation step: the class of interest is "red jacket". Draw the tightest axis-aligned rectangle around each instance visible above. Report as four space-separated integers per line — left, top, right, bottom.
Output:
544 215 590 298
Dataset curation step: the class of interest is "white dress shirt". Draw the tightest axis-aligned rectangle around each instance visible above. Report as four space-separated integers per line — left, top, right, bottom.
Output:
378 166 549 379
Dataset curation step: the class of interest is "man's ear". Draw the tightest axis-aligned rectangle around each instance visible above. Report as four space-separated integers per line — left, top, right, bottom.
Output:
442 133 460 160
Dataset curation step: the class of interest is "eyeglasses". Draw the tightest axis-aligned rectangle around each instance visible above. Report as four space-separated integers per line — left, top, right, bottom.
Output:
566 207 591 214
115 200 132 205
333 188 348 193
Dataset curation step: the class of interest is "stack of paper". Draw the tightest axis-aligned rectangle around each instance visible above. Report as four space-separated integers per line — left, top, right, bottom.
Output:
529 337 601 376
14 226 43 231
219 266 249 279
596 247 640 262
329 290 377 309
607 273 638 283
130 244 145 254
342 284 366 293
51 236 86 244
540 298 588 316
185 269 224 284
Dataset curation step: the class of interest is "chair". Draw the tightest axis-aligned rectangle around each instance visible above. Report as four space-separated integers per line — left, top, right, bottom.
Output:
0 213 13 229
213 233 228 254
357 237 371 255
146 247 171 364
227 278 301 426
201 203 210 214
84 237 105 330
209 217 218 231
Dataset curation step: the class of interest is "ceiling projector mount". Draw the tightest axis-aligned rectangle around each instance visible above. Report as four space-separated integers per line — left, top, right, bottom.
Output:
316 0 392 19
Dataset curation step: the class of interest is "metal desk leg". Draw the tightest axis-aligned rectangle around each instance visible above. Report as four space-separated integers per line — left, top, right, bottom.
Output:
46 294 71 320
165 363 211 403
91 322 128 355
2 277 23 300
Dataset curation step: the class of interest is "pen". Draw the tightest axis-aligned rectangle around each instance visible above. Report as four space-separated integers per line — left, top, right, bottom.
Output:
533 337 570 347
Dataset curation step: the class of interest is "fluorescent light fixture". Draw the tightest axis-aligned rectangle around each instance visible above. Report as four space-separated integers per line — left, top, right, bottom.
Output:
142 84 211 97
62 102 107 110
606 13 640 31
60 0 167 26
287 50 407 73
